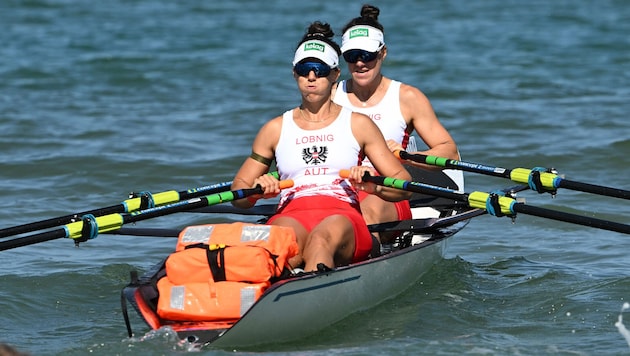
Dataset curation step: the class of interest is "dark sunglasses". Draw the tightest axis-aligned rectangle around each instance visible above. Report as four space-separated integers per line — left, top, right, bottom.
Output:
343 49 380 63
294 62 333 77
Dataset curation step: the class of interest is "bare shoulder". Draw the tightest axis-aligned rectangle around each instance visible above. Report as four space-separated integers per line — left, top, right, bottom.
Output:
258 114 284 135
398 82 437 124
399 82 431 106
265 114 284 128
252 114 285 152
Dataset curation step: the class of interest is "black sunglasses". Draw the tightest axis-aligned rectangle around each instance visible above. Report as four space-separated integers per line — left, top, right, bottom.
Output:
342 49 380 64
294 62 333 77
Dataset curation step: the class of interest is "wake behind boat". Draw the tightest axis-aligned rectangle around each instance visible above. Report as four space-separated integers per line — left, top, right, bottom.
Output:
119 166 481 347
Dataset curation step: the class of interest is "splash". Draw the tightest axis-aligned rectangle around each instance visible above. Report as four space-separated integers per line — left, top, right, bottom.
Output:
127 326 202 352
615 302 630 348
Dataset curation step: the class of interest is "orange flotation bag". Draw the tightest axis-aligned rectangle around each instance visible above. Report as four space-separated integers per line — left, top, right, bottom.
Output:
165 243 280 285
166 222 299 284
156 222 299 322
156 277 269 321
176 222 298 256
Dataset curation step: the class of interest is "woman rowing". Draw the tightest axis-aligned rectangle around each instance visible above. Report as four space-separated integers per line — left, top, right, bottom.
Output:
231 21 411 272
333 4 460 246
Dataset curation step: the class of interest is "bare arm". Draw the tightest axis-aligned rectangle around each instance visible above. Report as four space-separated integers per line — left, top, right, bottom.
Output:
231 116 282 208
395 83 459 169
350 112 412 202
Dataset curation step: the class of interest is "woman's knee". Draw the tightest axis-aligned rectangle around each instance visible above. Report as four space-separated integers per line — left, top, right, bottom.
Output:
360 197 398 224
303 229 333 251
316 217 355 258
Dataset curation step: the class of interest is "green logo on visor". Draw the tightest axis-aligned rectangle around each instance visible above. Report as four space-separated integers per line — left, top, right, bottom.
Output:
304 42 325 52
349 28 369 38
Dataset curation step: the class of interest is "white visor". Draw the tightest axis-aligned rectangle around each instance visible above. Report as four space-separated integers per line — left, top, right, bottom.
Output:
292 39 339 68
341 25 384 53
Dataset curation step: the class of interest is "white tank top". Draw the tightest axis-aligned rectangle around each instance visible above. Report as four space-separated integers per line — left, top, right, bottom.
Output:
274 107 361 208
333 80 410 167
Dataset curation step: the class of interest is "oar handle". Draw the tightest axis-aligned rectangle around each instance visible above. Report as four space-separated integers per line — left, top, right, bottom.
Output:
340 169 468 201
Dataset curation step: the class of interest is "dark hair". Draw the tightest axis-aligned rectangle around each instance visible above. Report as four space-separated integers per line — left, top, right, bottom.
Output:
296 21 341 55
341 4 384 33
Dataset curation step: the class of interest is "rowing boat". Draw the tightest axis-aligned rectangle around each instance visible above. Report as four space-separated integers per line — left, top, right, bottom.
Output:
1 152 626 349
120 166 479 347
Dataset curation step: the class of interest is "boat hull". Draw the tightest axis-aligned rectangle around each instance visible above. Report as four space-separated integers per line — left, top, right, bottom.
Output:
121 218 467 347
121 167 474 347
210 235 448 347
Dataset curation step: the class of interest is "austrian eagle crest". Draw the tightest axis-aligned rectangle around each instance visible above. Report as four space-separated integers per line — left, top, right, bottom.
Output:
302 146 328 165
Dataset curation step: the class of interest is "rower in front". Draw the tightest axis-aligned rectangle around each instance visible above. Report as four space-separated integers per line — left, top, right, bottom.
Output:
231 20 411 272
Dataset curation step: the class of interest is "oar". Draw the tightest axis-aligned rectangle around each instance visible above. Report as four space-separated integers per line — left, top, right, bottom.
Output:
395 150 630 200
111 208 486 238
111 184 528 238
0 180 293 251
0 172 279 239
340 170 630 235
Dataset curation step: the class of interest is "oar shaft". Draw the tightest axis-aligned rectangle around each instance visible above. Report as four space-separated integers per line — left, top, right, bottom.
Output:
397 150 630 200
0 229 67 250
0 179 292 251
512 203 630 234
0 180 231 239
357 172 630 235
123 189 260 225
557 179 630 200
365 174 470 202
396 150 512 179
0 172 280 239
62 185 283 240
0 205 123 239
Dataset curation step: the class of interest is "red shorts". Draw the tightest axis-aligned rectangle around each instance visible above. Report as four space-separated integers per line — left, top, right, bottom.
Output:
357 190 412 221
267 196 372 263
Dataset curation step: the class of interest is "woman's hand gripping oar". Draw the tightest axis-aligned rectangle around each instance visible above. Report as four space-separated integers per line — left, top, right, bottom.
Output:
339 167 412 202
